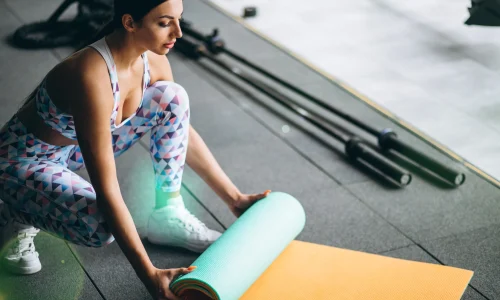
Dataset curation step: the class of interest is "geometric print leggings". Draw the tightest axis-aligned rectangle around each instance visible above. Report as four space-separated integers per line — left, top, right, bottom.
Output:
0 81 189 247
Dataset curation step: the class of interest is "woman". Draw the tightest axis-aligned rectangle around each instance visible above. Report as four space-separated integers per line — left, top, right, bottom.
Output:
0 0 270 299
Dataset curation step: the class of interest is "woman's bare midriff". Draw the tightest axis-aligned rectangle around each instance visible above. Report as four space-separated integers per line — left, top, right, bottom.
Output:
17 100 79 147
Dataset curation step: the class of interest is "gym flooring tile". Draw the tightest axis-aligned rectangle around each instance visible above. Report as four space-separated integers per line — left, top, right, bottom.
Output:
346 175 500 243
0 1 60 124
0 232 103 300
421 224 500 300
462 289 490 300
381 245 487 300
168 53 205 80
4 0 74 23
292 185 412 253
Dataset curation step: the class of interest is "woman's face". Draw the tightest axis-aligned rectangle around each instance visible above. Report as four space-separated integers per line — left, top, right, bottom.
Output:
134 0 184 55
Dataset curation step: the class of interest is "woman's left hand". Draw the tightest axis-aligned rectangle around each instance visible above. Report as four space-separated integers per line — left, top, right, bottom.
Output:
227 190 271 217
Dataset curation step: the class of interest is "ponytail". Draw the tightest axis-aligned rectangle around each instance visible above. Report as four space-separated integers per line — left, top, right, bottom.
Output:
75 19 117 51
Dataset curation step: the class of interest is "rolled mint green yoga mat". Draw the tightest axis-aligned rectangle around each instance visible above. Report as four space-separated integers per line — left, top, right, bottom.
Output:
170 192 306 300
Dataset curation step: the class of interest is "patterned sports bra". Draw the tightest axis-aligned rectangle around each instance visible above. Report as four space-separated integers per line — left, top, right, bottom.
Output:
35 37 151 140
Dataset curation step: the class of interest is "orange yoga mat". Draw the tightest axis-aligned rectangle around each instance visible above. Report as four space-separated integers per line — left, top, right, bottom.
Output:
171 193 473 299
241 240 474 300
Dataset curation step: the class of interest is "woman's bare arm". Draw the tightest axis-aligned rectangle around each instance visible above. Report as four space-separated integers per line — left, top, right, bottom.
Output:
65 53 155 281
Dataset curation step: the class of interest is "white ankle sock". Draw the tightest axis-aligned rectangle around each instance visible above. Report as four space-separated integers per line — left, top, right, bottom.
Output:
164 195 184 207
156 189 184 209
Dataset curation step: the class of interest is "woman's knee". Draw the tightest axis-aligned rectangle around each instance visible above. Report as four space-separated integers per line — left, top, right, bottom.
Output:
148 81 190 117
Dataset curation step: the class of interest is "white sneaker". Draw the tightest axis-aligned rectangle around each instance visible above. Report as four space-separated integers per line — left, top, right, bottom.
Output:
1 222 42 275
146 196 222 253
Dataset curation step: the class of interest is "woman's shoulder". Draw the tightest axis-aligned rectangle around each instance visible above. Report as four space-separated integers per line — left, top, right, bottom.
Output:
145 51 174 82
48 47 109 85
44 47 113 112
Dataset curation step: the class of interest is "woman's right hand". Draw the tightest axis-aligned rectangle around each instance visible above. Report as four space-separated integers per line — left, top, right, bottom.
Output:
143 266 197 300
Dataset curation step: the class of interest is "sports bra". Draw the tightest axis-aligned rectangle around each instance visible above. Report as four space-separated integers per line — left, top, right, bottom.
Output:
35 37 151 140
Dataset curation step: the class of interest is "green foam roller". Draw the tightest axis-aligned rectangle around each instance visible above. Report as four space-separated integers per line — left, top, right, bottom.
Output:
170 192 306 299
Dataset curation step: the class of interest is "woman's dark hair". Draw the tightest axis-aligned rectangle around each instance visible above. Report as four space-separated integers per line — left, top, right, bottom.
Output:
87 0 168 46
